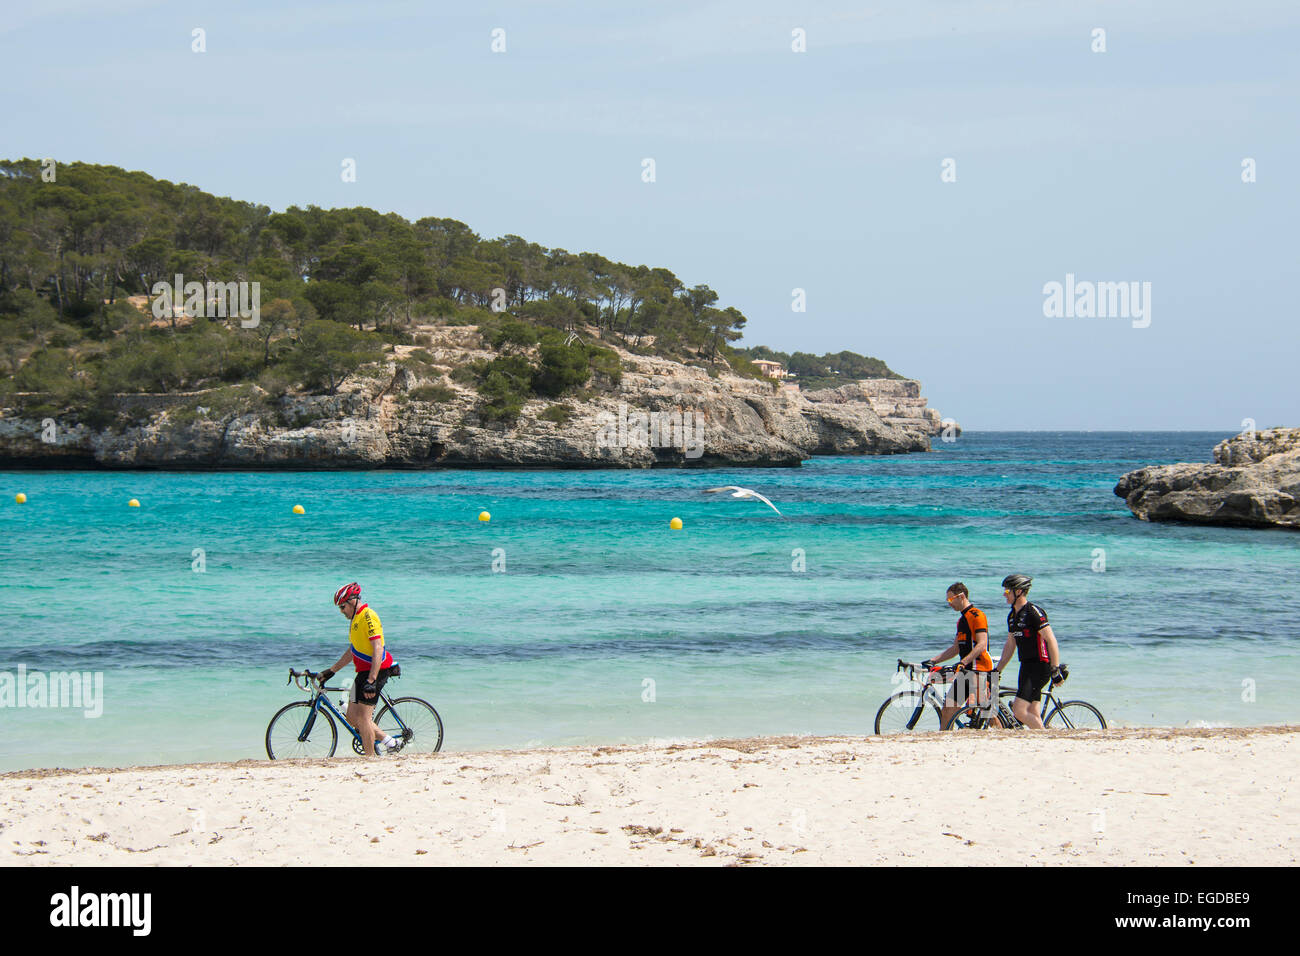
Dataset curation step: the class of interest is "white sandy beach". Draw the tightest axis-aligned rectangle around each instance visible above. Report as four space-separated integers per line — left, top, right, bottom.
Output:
2 727 1295 866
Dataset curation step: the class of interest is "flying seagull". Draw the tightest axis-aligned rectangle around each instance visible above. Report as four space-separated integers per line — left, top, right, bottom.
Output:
702 485 783 516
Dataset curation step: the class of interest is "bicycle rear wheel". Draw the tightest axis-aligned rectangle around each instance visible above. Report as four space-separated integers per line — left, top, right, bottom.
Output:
1045 700 1107 729
874 691 942 734
266 700 338 759
376 696 444 753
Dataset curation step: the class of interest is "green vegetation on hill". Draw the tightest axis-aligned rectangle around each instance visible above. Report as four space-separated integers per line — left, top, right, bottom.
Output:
0 159 898 426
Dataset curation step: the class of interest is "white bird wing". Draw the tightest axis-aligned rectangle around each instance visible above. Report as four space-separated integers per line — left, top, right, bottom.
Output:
701 486 781 516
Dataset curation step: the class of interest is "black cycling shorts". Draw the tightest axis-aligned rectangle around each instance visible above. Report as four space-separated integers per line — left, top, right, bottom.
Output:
1016 661 1053 703
946 670 992 708
351 667 391 707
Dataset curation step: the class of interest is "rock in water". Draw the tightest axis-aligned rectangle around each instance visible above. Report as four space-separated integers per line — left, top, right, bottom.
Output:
1114 428 1300 530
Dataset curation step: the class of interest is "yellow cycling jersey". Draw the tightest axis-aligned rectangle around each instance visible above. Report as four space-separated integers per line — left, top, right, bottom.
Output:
348 604 392 672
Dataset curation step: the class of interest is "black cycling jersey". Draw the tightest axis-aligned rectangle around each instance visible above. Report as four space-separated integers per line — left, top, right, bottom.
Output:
1007 602 1051 663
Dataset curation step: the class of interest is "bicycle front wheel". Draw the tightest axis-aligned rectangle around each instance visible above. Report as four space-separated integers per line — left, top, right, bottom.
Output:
376 696 444 753
266 700 338 759
874 691 942 734
1045 700 1107 730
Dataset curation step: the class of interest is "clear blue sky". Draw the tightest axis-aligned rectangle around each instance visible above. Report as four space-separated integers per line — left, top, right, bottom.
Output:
5 1 1297 428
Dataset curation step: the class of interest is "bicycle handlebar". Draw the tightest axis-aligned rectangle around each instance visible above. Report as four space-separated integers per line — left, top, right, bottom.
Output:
287 668 345 694
896 660 960 682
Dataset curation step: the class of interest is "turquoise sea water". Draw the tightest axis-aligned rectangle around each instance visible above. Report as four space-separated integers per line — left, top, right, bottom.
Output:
1 432 1297 771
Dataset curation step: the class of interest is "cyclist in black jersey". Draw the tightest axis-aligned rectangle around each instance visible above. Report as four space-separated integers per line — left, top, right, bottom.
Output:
992 573 1064 729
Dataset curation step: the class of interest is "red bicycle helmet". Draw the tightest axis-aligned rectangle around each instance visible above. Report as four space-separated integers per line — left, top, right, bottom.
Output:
333 582 361 606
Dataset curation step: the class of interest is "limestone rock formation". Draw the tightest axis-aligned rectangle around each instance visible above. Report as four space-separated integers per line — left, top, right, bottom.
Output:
1114 428 1300 530
0 329 955 469
803 379 958 438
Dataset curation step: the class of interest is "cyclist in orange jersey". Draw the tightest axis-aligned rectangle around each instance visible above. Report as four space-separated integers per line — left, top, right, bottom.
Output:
922 582 995 729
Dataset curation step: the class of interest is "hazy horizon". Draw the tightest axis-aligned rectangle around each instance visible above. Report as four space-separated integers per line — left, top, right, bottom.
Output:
5 0 1297 430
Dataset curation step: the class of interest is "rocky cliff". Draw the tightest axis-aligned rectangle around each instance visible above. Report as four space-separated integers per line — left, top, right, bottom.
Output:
1114 428 1300 530
0 327 951 469
803 379 959 438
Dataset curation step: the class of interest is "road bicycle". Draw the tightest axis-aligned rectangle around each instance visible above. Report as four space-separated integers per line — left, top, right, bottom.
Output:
875 659 1106 733
265 667 444 759
943 664 1106 730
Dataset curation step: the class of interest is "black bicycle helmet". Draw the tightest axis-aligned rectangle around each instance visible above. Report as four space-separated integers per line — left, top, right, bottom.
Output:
1001 573 1033 592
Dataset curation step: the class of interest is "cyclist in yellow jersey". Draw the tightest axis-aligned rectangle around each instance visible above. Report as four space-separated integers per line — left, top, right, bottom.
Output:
317 582 400 757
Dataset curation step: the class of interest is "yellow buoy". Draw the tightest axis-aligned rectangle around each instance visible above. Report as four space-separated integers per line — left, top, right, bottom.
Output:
478 511 491 522
14 493 26 504
669 517 683 530
128 498 140 508
292 504 305 514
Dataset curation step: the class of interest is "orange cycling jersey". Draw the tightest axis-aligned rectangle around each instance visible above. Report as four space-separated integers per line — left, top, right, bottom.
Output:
956 605 993 672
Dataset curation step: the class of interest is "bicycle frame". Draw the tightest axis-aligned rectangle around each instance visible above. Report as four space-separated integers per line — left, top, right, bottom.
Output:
895 661 958 730
989 679 1062 728
906 684 947 730
296 684 409 751
953 671 1059 729
1040 690 1084 727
